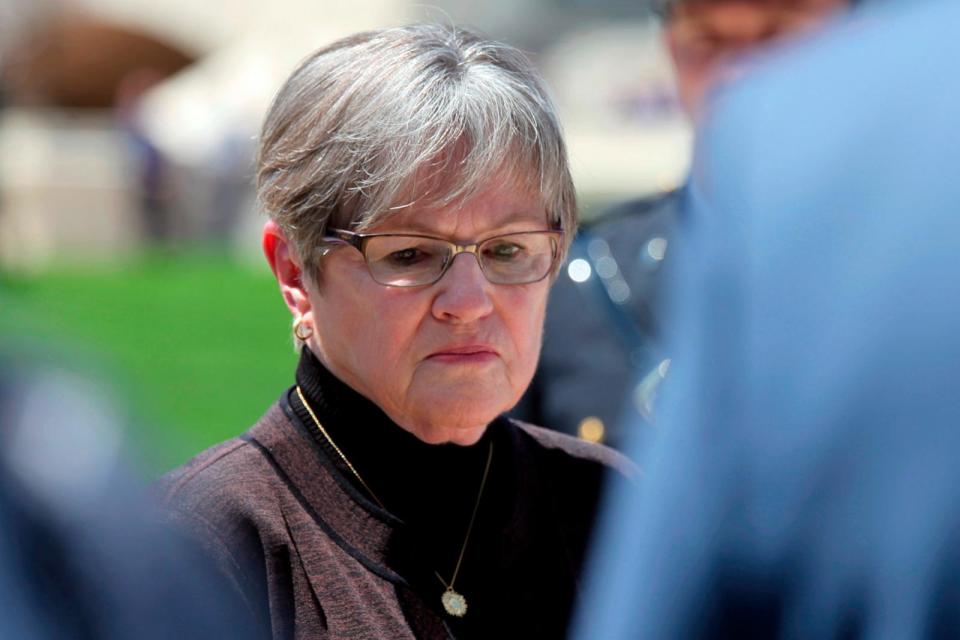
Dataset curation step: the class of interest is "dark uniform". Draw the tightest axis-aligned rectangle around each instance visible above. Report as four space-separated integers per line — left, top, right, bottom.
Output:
512 189 681 451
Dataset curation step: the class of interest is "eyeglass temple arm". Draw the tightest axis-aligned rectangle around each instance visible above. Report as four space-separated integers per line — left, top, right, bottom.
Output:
321 229 365 251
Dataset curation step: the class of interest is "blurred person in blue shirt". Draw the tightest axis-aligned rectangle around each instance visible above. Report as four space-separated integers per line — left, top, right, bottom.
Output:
574 0 960 636
513 0 851 451
0 349 256 639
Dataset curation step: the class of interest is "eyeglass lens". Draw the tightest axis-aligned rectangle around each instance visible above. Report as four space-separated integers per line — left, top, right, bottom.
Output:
362 232 556 286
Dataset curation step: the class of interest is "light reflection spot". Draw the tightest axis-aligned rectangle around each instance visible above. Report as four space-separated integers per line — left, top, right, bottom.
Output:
647 237 668 261
595 256 618 279
567 258 592 283
578 417 605 443
608 279 631 303
587 238 611 261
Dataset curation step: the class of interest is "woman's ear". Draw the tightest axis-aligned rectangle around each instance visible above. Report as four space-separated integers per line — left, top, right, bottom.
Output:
263 220 312 318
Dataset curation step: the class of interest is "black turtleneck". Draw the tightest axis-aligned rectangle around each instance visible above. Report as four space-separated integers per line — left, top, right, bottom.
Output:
287 347 518 635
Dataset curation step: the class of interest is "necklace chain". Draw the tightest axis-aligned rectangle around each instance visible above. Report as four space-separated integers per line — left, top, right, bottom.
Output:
296 386 387 510
295 385 492 617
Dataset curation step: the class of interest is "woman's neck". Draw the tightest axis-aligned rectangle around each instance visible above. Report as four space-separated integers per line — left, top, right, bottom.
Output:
293 348 495 527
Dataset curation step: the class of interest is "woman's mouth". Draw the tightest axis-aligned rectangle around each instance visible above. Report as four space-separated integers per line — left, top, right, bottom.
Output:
427 345 499 364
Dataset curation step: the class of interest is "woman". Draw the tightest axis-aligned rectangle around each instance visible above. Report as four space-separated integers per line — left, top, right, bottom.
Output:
159 24 633 640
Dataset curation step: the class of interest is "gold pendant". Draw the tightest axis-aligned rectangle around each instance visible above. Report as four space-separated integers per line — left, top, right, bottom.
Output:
441 589 468 617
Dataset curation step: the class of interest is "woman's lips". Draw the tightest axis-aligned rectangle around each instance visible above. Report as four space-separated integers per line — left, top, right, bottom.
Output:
427 346 499 364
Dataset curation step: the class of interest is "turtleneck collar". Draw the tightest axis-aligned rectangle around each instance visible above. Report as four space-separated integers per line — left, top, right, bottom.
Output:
291 347 502 532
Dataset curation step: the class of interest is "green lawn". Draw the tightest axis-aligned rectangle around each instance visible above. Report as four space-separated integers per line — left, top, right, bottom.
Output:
1 250 297 476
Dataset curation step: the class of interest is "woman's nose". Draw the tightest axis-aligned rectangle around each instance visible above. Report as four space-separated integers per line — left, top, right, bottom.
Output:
431 253 495 323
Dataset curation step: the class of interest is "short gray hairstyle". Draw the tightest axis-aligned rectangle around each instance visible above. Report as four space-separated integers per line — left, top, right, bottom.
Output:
257 23 577 278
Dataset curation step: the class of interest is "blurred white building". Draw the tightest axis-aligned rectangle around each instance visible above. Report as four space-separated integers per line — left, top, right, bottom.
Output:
0 0 689 268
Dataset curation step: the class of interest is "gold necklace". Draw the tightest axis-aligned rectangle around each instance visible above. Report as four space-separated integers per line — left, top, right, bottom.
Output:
296 386 493 618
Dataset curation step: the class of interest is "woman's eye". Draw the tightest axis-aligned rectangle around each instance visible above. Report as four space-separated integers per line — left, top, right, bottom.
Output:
485 242 524 261
387 248 427 265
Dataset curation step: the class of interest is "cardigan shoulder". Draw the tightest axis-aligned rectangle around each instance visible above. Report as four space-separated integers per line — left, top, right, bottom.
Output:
156 434 284 522
155 436 275 569
154 407 306 638
157 402 296 513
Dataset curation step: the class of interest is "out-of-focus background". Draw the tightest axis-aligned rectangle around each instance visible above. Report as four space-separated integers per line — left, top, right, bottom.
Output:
0 0 690 475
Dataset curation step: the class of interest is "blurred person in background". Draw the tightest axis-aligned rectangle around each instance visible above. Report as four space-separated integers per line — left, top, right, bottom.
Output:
574 0 960 636
158 24 632 640
115 68 173 243
513 0 852 450
0 347 256 639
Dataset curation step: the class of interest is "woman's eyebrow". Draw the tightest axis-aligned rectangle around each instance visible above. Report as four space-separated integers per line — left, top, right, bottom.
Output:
377 212 549 236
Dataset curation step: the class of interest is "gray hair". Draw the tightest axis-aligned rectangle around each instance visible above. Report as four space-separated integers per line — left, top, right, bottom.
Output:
257 23 577 278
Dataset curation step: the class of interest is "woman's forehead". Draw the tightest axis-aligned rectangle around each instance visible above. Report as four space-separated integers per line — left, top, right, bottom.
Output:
368 188 548 237
361 168 548 234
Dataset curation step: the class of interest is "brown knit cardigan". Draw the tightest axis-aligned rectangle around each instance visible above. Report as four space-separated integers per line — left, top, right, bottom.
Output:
157 395 633 640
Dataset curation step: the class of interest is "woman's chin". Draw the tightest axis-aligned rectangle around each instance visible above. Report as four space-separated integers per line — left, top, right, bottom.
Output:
396 396 508 445
412 423 489 446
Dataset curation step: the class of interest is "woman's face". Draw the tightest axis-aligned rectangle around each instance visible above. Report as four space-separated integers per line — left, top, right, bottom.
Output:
295 179 553 445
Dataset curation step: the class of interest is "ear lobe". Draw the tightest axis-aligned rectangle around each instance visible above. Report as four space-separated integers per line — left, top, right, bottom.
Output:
262 220 312 317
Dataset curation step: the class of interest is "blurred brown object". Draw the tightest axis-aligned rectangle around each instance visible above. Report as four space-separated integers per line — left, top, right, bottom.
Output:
3 14 197 109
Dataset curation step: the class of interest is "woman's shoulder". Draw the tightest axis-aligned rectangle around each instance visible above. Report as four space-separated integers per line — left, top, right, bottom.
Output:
157 437 265 506
155 403 292 520
504 417 638 480
154 421 289 636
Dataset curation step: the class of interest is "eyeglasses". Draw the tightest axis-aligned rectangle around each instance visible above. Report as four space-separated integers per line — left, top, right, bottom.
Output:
319 228 564 287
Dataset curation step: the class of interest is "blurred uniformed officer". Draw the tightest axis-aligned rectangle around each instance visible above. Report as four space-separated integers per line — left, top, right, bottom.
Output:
513 0 852 451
